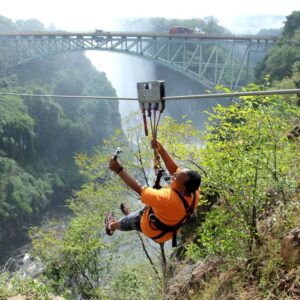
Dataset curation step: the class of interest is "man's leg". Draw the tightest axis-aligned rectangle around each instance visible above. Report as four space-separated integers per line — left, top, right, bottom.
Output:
106 208 144 235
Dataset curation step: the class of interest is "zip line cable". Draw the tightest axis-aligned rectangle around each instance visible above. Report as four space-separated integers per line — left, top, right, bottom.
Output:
0 89 299 101
0 92 136 100
164 89 300 100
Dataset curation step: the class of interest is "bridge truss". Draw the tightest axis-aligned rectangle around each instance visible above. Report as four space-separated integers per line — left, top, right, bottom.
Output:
0 32 276 90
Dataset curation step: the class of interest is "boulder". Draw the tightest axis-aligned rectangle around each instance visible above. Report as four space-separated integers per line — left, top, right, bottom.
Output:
281 228 300 269
166 256 223 299
7 295 26 300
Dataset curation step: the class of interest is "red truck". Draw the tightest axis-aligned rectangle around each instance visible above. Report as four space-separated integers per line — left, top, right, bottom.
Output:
169 26 194 34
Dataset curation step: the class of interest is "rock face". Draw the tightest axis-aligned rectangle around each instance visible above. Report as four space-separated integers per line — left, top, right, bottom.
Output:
281 228 300 269
7 296 26 300
166 257 223 300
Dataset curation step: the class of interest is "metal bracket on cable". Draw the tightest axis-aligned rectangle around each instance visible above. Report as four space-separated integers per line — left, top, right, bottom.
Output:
137 80 165 113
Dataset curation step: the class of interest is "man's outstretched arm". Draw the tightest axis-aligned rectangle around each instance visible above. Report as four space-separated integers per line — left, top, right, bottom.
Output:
109 158 143 195
151 139 178 175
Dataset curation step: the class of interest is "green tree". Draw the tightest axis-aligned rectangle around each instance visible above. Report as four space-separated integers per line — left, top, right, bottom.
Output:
29 112 202 298
0 157 52 221
0 94 34 163
282 11 300 37
16 18 45 32
263 37 300 80
0 15 17 32
0 271 57 299
187 85 299 260
0 16 121 250
29 89 299 298
256 11 300 81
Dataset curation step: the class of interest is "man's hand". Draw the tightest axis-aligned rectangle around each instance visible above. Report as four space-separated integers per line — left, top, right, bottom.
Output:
151 139 179 175
108 157 142 195
109 157 123 173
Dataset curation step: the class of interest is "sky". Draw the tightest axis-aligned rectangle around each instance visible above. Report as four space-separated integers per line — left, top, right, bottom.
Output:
1 0 299 33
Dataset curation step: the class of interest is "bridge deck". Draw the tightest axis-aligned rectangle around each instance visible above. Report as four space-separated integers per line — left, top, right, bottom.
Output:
0 31 277 42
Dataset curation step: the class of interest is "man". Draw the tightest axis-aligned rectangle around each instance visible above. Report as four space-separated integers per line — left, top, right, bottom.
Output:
107 139 201 246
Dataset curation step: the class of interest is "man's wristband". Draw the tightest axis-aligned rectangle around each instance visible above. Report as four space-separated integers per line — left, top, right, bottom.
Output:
116 166 124 174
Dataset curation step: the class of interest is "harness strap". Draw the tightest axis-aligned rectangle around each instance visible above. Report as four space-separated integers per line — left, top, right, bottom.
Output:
149 191 196 247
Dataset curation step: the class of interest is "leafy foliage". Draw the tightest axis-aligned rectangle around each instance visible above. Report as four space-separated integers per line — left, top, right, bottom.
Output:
29 113 200 298
186 84 299 260
112 264 162 300
1 13 299 300
282 11 300 37
0 94 34 162
29 83 299 298
0 157 52 220
0 17 121 247
183 194 300 300
257 11 300 81
0 272 56 299
30 213 106 299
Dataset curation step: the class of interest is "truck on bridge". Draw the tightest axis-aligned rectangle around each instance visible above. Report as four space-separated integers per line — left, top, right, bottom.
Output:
169 26 204 34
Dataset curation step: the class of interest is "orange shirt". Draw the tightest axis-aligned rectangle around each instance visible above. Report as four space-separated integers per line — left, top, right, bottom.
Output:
140 186 200 243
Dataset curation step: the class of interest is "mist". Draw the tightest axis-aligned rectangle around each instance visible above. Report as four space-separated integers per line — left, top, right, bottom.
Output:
221 14 286 34
86 52 156 117
86 19 157 119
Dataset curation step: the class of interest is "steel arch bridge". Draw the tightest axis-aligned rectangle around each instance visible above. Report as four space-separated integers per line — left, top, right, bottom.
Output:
0 31 276 90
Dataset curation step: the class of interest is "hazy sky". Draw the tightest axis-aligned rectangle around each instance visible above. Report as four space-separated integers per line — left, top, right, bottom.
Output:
1 0 299 32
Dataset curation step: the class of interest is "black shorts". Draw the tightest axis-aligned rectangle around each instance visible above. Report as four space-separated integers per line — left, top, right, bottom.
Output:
119 208 145 232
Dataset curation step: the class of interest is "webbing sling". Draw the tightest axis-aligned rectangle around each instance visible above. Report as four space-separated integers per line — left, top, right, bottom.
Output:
148 191 196 247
